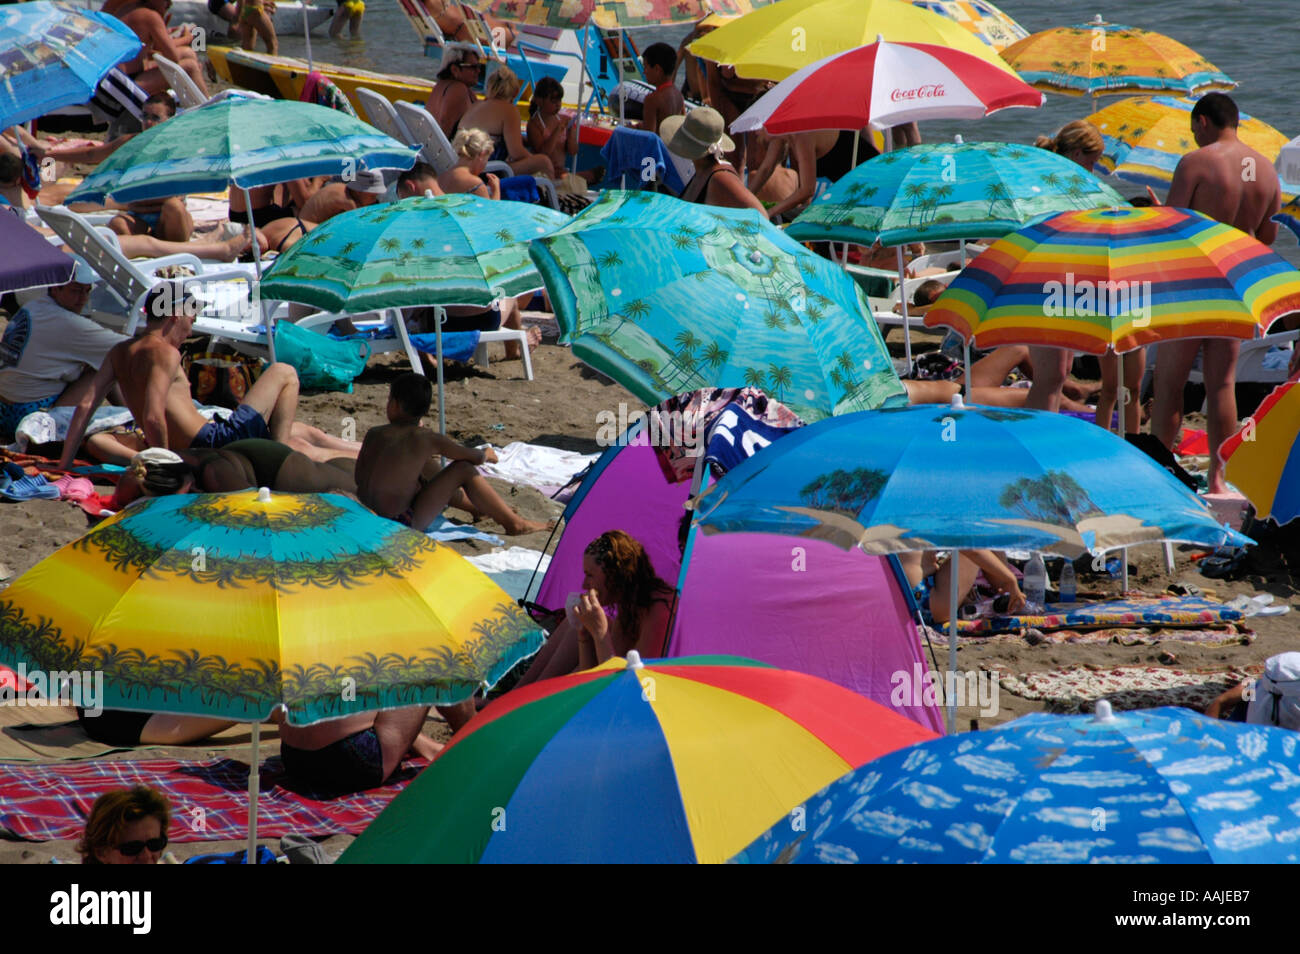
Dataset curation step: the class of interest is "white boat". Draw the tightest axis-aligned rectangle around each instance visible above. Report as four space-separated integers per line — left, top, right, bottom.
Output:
169 0 334 37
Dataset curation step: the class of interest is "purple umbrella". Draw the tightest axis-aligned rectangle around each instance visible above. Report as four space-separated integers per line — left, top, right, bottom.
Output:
0 214 74 293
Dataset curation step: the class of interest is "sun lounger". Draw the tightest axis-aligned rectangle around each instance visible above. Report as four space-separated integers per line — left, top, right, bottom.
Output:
151 54 208 110
355 87 419 151
392 100 514 180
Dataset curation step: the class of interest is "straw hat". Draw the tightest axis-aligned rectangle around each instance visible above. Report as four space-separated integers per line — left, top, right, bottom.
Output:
661 107 735 160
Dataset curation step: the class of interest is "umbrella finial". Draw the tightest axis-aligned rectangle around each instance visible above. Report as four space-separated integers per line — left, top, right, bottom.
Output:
1092 13 1103 24
257 486 272 503
425 189 435 198
954 134 964 144
626 650 644 670
950 393 965 411
1092 699 1117 723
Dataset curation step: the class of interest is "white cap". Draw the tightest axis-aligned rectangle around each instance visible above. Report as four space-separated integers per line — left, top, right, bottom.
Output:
69 256 97 286
346 169 388 194
131 447 183 466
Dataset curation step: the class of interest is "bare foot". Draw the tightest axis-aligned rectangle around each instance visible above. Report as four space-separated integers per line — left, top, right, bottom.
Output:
409 732 444 760
502 517 556 536
503 325 542 360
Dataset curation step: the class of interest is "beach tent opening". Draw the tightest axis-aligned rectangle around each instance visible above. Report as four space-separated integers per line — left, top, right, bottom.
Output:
527 416 944 734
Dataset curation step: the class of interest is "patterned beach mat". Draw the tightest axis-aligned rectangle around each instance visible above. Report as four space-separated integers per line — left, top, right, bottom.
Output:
953 596 1244 635
0 755 425 842
926 624 1254 649
999 666 1258 715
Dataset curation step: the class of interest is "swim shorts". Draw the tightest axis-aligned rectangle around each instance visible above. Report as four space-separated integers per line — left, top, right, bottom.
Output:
0 394 57 443
281 727 386 797
77 708 152 747
191 403 270 449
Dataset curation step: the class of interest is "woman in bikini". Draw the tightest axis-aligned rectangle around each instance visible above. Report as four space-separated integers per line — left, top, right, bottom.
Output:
661 107 765 212
513 530 676 688
425 47 481 138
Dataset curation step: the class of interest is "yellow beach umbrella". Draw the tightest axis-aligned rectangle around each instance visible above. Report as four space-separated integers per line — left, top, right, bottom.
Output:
1087 95 1291 192
1000 16 1235 103
687 0 1020 80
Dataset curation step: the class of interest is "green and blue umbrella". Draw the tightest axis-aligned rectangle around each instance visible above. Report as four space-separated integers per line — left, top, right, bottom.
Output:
529 190 908 423
66 97 418 204
734 704 1300 863
259 193 569 311
0 2 140 130
785 140 1127 248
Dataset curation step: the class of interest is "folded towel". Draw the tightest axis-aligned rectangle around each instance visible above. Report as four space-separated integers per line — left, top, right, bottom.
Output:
477 441 598 494
499 175 540 204
600 127 686 193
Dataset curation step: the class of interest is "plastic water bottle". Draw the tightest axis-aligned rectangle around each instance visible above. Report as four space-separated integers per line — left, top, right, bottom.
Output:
1058 561 1077 604
1024 552 1047 606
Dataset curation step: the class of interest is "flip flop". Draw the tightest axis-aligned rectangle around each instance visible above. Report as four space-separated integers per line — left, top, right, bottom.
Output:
0 463 60 501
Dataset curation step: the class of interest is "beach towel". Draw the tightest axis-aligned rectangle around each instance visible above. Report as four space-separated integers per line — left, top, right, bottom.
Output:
11 404 134 452
299 71 358 118
999 665 1257 714
425 516 503 546
927 623 1253 649
499 176 540 204
0 755 426 842
327 327 481 364
476 441 598 497
466 547 550 601
600 127 686 193
951 596 1244 635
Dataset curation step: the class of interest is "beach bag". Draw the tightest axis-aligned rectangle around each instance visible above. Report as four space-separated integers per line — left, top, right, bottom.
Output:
1246 652 1300 730
273 321 370 393
183 350 263 409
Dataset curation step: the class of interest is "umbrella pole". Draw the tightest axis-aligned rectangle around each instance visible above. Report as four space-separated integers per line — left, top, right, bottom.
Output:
1117 351 1130 593
964 339 972 401
303 3 314 73
850 129 859 170
240 186 275 362
572 27 587 176
246 721 260 864
618 29 625 126
959 238 966 268
947 549 959 734
435 305 447 447
896 245 913 373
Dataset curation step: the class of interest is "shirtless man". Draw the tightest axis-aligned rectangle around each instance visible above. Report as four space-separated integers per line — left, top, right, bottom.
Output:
1151 92 1281 493
297 169 387 223
354 372 553 536
105 0 210 99
636 44 685 137
58 281 360 469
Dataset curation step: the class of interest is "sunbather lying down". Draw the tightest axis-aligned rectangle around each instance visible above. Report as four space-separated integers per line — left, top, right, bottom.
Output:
110 442 356 508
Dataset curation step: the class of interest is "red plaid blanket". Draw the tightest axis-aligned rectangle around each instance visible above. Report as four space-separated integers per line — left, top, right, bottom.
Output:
0 756 426 842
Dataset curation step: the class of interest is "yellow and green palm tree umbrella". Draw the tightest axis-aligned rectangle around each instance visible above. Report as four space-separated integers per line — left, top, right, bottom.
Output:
1000 17 1234 103
687 0 1019 80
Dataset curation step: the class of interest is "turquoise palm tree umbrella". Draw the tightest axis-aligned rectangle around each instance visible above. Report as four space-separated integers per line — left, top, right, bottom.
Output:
66 97 418 205
259 194 569 312
529 190 908 423
786 139 1127 248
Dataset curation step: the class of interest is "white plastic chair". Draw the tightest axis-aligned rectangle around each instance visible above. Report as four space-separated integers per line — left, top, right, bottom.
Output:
393 99 461 173
152 54 207 110
355 88 418 150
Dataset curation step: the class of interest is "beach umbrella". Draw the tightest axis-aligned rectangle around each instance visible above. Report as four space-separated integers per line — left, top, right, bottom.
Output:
905 0 1027 52
1088 95 1295 192
786 140 1126 248
734 703 1300 863
731 38 1043 137
337 652 938 863
0 488 545 860
0 2 141 130
528 190 909 423
1221 375 1300 526
65 97 417 205
923 206 1300 356
691 400 1252 728
0 214 75 293
1000 16 1235 106
686 0 1019 82
260 192 567 437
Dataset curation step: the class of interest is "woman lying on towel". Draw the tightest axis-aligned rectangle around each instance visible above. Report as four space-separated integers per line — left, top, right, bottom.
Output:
109 442 356 508
513 530 676 689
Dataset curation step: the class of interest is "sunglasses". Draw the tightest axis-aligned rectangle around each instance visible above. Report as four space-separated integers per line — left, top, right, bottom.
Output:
116 836 168 857
457 62 483 71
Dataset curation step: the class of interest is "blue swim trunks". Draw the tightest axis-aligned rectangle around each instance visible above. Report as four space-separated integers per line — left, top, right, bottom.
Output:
191 403 270 448
129 209 162 230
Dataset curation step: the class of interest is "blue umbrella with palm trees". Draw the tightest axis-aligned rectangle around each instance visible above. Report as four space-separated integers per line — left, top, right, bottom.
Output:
528 190 908 423
693 397 1251 730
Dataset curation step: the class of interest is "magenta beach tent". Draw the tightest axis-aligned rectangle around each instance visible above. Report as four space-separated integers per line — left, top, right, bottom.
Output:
528 407 943 734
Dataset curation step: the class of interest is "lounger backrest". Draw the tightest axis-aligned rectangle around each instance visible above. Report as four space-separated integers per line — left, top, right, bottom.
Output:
355 88 417 149
393 100 458 174
152 55 207 110
35 204 146 309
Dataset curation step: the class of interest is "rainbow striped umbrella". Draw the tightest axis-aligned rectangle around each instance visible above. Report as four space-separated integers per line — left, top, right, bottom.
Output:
924 206 1300 355
1089 95 1293 192
337 653 937 863
1000 18 1234 101
1221 376 1300 525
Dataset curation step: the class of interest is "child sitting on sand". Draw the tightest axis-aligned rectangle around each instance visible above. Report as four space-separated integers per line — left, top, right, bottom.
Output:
354 372 552 535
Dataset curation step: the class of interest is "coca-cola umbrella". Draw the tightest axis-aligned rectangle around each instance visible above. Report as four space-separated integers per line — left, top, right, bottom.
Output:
732 37 1043 139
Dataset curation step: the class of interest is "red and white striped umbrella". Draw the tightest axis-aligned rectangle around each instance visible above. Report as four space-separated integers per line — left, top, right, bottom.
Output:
731 37 1043 135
